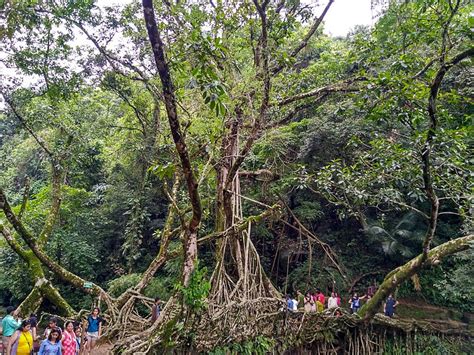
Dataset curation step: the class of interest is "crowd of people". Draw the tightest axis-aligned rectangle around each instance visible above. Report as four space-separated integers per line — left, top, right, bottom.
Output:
1 289 399 354
1 307 103 355
285 289 399 317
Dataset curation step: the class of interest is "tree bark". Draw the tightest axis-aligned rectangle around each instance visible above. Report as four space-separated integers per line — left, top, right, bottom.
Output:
1 225 75 316
420 47 474 261
359 234 473 320
142 0 202 286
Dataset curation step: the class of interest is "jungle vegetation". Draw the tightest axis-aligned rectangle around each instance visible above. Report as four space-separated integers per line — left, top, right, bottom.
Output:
0 0 472 353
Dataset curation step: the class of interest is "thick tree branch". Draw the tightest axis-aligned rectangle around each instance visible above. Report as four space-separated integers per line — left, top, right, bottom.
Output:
359 234 473 320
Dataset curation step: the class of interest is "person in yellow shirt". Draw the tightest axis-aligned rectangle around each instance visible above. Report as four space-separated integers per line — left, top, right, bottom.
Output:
7 320 33 355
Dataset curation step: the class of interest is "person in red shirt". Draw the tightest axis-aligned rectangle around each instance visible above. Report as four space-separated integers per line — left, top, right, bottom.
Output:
317 289 325 306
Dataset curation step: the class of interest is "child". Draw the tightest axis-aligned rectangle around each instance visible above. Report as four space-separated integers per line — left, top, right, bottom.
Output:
85 308 102 354
43 318 58 339
74 326 82 355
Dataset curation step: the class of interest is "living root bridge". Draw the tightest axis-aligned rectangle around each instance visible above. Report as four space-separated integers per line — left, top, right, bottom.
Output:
141 300 471 354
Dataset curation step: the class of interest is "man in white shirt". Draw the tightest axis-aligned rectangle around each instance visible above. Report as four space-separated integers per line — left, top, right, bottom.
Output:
291 297 298 311
328 292 338 309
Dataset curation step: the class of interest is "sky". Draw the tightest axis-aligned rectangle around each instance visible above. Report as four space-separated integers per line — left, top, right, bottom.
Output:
323 0 374 36
96 0 375 37
0 0 374 108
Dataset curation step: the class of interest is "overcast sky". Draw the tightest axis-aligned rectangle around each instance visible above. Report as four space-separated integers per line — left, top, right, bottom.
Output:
97 0 374 37
323 0 374 36
0 0 374 107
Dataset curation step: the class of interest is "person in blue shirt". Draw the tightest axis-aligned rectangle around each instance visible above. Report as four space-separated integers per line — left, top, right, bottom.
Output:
349 293 366 313
85 308 102 354
285 295 292 310
2 306 21 353
384 294 399 318
38 328 62 355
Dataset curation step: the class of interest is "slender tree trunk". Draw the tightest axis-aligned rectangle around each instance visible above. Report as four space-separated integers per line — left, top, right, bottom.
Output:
142 0 202 286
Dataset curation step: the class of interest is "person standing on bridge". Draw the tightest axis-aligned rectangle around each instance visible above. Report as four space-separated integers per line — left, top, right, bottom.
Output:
7 320 33 355
349 293 366 313
316 289 325 307
38 327 62 355
61 321 77 355
43 318 58 340
328 292 338 309
296 290 305 310
151 298 162 323
84 308 102 355
384 294 399 318
304 292 314 312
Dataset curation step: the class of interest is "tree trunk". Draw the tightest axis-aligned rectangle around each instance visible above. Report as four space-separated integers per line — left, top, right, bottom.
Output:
142 0 202 286
359 234 473 320
1 224 75 316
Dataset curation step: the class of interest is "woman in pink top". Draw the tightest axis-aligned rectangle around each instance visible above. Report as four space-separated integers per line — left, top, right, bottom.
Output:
61 321 77 355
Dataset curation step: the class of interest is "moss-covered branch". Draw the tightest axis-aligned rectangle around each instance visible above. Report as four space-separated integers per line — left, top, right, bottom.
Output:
0 189 108 299
359 234 473 320
197 204 281 244
1 224 75 316
17 287 43 317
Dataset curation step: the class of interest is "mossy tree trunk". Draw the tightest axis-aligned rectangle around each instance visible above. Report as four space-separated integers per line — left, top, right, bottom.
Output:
359 234 473 320
0 225 75 317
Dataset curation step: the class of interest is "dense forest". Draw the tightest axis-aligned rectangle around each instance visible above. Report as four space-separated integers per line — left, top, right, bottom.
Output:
0 0 472 353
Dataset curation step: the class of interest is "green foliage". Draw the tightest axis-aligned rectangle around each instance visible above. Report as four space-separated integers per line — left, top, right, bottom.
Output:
209 336 275 355
107 273 175 301
383 333 467 355
0 0 472 342
0 247 32 304
107 273 141 298
398 249 474 313
175 262 210 313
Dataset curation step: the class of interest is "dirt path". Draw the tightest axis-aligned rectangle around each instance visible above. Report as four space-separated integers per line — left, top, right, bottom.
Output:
84 343 114 355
